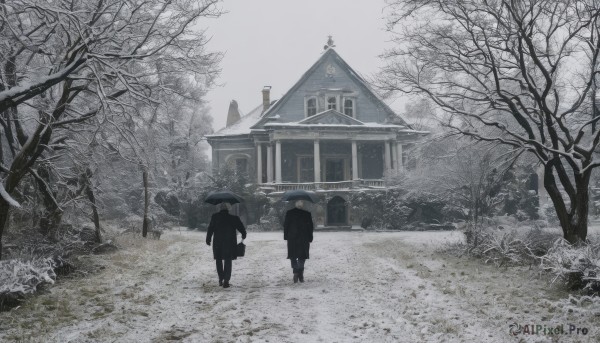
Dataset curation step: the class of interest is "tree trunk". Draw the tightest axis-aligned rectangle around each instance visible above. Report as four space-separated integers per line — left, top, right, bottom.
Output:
142 168 149 238
83 168 101 243
34 166 63 237
0 200 9 260
543 161 589 244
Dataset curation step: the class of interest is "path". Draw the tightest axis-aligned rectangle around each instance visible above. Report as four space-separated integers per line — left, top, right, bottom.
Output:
1 231 598 342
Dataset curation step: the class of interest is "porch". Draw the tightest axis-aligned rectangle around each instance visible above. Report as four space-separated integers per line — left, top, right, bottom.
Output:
259 179 385 192
255 139 404 185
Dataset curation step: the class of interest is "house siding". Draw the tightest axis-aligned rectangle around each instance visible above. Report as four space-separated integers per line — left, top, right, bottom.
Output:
269 54 389 124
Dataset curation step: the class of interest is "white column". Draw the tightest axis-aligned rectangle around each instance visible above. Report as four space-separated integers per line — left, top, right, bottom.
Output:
256 144 262 184
275 140 282 183
384 141 391 171
391 143 398 170
351 140 358 180
396 142 404 171
267 145 273 183
314 140 321 183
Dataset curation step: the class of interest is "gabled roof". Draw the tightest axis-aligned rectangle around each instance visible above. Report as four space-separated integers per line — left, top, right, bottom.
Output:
297 109 365 125
251 48 408 129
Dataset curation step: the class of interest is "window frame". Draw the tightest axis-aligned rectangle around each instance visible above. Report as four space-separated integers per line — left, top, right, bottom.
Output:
297 155 314 182
327 96 338 111
305 96 317 117
343 98 355 117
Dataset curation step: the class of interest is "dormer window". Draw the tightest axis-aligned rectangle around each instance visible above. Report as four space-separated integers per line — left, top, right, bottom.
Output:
306 97 317 117
344 98 354 117
327 96 337 111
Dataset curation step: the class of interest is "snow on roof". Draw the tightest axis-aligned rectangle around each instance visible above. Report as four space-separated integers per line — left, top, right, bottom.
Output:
207 103 265 137
264 122 409 129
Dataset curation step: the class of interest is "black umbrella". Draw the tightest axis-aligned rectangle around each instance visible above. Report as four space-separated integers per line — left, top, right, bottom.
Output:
204 190 244 205
281 189 318 203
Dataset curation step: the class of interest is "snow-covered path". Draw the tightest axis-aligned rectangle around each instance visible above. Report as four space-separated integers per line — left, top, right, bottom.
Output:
1 230 599 342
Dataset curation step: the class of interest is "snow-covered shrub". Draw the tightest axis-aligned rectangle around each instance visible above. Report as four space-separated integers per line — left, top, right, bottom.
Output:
350 189 455 230
0 258 58 310
540 239 600 294
479 231 535 266
463 225 561 267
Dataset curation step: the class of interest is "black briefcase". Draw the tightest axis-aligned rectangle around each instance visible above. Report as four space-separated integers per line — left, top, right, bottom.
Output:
236 241 246 257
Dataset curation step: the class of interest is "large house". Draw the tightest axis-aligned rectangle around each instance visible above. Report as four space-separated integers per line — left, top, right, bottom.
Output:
207 39 426 227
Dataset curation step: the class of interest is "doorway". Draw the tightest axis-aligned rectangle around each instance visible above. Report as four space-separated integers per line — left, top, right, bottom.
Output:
327 196 347 225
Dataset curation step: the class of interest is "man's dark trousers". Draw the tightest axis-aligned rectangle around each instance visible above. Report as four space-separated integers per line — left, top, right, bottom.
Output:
216 259 232 281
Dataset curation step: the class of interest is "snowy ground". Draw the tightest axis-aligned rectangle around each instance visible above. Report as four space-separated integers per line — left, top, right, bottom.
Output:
1 229 599 343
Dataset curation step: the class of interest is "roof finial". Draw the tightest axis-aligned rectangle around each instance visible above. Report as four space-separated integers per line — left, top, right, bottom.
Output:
324 35 336 50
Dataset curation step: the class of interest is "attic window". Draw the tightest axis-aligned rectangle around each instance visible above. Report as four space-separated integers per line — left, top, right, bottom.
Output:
306 97 317 117
344 99 354 117
327 96 337 111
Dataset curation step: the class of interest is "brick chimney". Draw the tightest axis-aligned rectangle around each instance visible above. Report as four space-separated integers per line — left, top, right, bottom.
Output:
262 86 271 113
226 100 241 127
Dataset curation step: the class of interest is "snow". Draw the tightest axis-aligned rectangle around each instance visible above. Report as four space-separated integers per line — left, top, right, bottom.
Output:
1 231 599 342
207 103 265 137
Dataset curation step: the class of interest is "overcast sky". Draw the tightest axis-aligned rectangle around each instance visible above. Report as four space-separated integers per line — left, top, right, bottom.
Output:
204 0 405 131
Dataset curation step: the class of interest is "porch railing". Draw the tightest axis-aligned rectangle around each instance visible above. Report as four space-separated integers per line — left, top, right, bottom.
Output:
260 179 385 192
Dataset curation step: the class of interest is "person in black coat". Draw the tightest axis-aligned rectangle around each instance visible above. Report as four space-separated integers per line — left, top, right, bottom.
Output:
283 200 314 283
206 203 247 288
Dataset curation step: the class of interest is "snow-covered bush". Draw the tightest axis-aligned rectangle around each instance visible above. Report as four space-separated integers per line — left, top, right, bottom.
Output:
463 225 561 267
350 189 455 230
540 239 600 294
0 258 58 310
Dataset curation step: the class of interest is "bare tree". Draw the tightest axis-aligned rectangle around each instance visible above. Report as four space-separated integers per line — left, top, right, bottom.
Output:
0 0 222 259
379 0 600 243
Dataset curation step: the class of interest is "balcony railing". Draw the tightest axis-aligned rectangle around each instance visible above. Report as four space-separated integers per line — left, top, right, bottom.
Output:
260 179 385 192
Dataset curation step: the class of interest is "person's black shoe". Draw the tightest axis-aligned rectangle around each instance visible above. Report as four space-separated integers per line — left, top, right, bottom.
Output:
223 281 230 288
299 271 304 283
219 279 223 286
293 273 299 283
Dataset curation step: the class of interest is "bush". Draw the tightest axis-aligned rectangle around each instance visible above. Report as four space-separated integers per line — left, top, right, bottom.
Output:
462 225 562 267
0 257 59 310
540 239 600 294
350 189 458 230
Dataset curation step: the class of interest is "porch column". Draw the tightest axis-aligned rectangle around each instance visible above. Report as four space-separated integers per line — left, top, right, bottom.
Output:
275 140 282 183
384 141 391 171
351 140 358 180
396 142 404 171
256 144 262 184
314 140 321 183
267 144 273 183
391 143 398 170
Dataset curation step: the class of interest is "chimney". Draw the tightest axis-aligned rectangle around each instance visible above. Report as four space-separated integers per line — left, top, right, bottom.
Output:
262 86 271 113
226 100 241 127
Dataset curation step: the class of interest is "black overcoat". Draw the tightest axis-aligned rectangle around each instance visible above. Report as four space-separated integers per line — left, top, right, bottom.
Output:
206 209 247 260
283 208 314 259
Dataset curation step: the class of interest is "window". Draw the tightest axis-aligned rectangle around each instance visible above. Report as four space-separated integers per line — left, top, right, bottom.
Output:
344 99 354 117
306 97 317 116
327 96 337 111
298 156 314 182
234 158 248 175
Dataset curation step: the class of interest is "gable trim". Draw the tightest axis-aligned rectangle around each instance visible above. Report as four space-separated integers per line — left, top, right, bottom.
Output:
297 109 365 125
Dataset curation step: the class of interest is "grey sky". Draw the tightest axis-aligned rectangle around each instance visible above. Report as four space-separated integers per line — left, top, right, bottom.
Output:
205 0 405 132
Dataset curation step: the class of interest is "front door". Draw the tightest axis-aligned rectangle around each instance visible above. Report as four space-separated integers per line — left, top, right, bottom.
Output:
325 158 345 181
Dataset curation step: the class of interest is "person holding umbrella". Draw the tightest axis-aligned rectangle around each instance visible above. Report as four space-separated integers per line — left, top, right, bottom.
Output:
205 191 247 288
282 190 316 283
